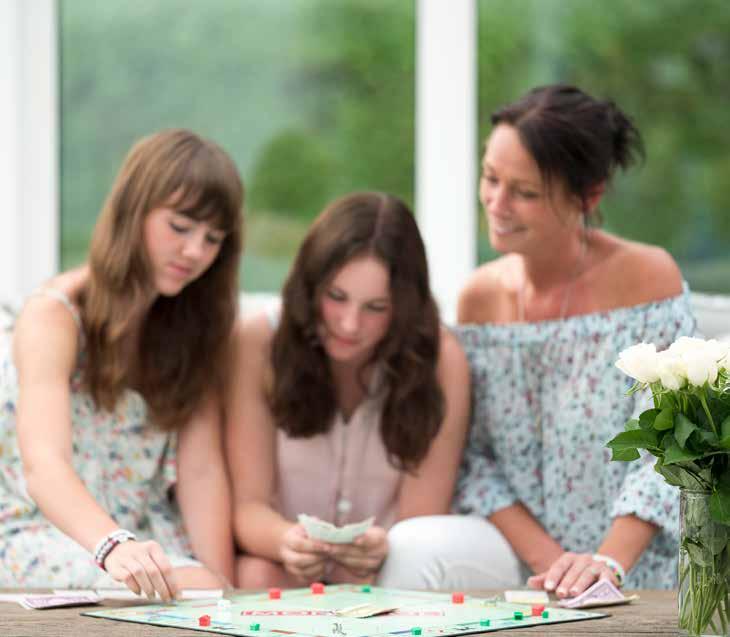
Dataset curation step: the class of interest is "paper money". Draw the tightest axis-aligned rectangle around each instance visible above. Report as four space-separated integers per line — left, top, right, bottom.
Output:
558 579 638 609
21 594 101 609
298 514 374 544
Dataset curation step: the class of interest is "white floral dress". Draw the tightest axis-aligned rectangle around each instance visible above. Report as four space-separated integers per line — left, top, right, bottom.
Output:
453 285 696 588
0 290 195 587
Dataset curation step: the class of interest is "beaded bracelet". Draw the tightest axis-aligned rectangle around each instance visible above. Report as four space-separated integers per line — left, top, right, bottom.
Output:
592 553 625 587
93 529 137 571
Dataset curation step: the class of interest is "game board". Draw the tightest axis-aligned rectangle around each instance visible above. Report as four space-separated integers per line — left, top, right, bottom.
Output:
84 585 607 636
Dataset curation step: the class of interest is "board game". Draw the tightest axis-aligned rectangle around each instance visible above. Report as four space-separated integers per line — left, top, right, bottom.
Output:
84 584 607 636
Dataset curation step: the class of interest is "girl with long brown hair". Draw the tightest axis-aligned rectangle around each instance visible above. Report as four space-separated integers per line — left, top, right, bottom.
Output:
227 191 471 588
0 129 244 599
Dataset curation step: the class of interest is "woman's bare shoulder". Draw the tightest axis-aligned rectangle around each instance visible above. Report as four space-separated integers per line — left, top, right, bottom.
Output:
593 233 683 306
457 256 516 323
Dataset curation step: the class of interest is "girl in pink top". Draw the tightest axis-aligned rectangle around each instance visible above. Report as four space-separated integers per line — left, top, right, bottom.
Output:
226 192 471 588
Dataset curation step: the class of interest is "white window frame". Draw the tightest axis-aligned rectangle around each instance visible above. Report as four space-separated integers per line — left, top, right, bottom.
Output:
0 0 58 302
1 0 477 320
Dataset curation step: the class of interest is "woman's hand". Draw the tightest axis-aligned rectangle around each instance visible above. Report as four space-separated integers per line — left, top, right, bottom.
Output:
527 551 619 598
279 524 331 583
329 526 388 579
104 540 177 602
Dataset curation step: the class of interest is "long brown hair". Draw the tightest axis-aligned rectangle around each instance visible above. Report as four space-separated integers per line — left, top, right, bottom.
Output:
271 192 443 471
81 129 244 430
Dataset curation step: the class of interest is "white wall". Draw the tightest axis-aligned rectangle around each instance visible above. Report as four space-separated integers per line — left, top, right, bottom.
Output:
0 0 58 300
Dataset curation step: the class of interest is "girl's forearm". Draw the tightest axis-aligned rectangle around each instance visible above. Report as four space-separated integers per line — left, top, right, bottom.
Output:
597 515 658 572
489 503 564 574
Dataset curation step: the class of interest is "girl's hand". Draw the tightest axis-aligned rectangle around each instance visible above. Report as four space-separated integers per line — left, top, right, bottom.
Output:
329 526 388 578
527 551 619 598
279 524 331 583
104 540 177 602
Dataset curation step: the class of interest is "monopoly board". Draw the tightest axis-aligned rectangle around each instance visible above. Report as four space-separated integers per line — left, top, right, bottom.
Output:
84 585 607 636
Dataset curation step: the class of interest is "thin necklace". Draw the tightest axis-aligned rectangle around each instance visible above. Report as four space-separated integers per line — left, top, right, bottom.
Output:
517 234 588 323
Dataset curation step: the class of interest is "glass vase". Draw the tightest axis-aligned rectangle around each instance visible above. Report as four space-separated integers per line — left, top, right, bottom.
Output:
679 488 730 636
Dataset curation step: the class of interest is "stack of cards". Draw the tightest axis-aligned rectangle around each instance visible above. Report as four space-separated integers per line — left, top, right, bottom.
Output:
0 592 101 609
298 514 374 544
558 579 639 609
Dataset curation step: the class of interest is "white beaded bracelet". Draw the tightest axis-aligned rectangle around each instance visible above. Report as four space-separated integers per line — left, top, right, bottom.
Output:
592 553 626 587
93 529 137 570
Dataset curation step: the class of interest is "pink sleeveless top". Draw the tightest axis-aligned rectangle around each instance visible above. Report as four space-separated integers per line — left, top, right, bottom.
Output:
268 311 402 537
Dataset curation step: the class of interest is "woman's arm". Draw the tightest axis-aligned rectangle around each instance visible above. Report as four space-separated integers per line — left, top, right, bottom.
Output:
15 297 177 600
397 328 471 519
176 389 235 585
225 316 330 581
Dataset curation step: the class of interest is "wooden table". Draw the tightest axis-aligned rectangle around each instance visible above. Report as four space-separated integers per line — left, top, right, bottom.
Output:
0 590 678 637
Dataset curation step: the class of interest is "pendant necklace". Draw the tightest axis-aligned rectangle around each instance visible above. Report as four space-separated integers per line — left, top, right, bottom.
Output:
517 233 589 323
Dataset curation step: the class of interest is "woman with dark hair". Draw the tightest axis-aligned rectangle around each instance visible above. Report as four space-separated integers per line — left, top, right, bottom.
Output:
227 191 472 588
0 129 244 598
455 85 695 594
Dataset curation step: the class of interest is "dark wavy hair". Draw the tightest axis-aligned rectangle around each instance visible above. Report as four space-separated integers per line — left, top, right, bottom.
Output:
491 84 644 224
270 192 443 472
81 128 244 431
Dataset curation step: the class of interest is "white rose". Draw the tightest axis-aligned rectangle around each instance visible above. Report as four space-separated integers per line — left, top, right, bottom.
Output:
615 343 660 384
683 348 719 386
705 339 730 371
656 350 687 391
668 336 708 357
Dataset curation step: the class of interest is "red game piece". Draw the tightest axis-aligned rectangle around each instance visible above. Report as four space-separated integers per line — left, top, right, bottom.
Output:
311 582 325 594
532 604 545 616
198 614 211 626
452 592 464 604
269 587 281 600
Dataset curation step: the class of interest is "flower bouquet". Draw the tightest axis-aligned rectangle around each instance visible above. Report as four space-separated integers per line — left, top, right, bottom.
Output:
607 336 730 636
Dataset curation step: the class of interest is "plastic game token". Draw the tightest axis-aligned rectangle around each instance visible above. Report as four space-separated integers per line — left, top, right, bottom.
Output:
269 588 282 600
542 610 550 618
311 582 325 594
249 622 261 631
361 585 372 593
198 614 211 626
411 629 422 636
479 619 491 626
451 592 464 604
532 604 545 616
513 611 524 620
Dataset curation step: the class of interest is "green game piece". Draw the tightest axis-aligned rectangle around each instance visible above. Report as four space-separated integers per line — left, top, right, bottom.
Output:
542 610 549 618
361 585 372 593
411 629 422 636
513 611 524 620
479 618 491 626
249 622 260 631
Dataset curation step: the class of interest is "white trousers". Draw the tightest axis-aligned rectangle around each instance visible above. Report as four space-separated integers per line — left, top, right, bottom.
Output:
376 514 524 590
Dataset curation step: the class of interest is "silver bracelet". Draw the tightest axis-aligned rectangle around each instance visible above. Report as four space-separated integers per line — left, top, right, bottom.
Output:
93 529 137 570
592 553 626 586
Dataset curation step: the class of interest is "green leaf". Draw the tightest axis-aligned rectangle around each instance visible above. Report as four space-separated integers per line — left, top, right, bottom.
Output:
664 437 704 464
710 484 730 526
655 461 706 489
653 407 675 431
625 418 641 431
606 429 660 461
674 414 697 448
721 415 730 441
684 539 713 566
612 447 641 461
639 409 659 431
692 429 720 451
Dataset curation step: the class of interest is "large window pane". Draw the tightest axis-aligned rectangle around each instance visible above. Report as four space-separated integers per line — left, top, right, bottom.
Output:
61 0 415 292
477 0 730 293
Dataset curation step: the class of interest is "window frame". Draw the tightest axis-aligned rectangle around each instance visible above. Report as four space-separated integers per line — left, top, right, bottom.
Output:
3 0 476 321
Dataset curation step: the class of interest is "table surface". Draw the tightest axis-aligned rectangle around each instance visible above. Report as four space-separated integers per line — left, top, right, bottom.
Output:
0 589 678 637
